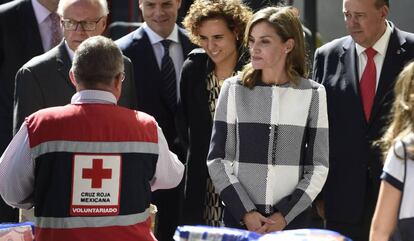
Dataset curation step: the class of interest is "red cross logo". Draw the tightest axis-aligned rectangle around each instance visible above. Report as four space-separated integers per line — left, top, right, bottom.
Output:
82 158 112 188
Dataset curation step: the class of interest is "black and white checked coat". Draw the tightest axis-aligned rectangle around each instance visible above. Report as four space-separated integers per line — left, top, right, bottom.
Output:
207 76 329 225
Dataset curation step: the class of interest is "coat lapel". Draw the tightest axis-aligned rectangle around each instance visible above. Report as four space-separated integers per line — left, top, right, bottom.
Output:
370 25 407 123
178 29 196 58
340 38 367 124
132 28 160 74
130 27 162 107
55 42 75 91
341 39 359 97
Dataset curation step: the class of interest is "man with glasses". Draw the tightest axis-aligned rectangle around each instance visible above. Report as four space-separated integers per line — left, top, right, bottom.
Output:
0 35 184 241
13 0 137 137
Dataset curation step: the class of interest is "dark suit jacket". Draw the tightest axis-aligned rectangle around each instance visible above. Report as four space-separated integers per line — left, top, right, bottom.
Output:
116 26 195 157
0 0 44 222
0 0 43 152
14 41 137 133
177 48 247 225
312 23 414 223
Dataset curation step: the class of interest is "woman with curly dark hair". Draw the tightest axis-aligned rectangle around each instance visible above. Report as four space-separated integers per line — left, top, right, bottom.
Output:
177 0 252 226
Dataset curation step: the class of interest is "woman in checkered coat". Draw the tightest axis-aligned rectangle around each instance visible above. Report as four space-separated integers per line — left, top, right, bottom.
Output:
207 6 329 233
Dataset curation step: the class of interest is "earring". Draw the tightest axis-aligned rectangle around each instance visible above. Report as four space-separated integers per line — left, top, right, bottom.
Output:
285 49 289 53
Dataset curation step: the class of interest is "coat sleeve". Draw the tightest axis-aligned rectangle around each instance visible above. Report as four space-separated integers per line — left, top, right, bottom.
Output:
273 84 329 224
312 48 323 84
14 66 44 135
176 58 192 149
207 80 256 223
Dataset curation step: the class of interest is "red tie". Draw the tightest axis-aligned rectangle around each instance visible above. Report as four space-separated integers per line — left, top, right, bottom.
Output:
360 47 377 121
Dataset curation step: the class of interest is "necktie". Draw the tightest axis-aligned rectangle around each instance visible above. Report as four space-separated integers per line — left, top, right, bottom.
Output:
49 12 62 49
160 40 177 112
360 47 377 121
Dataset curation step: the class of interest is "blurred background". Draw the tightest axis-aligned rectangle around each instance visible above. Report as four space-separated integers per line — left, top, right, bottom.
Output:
1 0 413 59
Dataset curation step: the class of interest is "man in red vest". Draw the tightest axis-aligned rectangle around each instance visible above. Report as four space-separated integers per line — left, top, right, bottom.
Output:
0 35 184 241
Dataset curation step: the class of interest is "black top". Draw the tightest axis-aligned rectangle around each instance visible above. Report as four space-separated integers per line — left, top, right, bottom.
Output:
177 48 248 225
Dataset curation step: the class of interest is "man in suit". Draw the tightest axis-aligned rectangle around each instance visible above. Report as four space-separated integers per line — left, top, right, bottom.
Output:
312 0 414 240
13 0 137 136
116 0 195 240
0 0 61 223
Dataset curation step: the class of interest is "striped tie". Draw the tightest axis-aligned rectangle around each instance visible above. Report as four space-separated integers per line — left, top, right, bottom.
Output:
160 40 177 112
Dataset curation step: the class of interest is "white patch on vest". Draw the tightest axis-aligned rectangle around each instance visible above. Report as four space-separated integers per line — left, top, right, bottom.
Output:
70 154 121 216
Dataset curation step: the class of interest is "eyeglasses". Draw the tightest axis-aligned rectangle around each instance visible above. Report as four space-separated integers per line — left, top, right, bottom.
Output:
61 17 104 31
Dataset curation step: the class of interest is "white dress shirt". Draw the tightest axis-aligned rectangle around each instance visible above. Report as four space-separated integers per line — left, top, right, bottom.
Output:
142 22 184 99
356 21 392 91
0 90 184 209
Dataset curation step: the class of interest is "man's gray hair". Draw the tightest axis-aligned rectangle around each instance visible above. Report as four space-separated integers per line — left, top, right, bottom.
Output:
71 36 124 87
57 0 109 16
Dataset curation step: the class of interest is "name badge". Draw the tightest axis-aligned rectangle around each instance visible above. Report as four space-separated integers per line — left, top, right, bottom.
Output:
70 154 122 216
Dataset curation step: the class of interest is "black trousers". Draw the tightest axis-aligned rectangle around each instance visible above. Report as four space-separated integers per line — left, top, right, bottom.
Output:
152 179 184 241
326 178 377 241
223 207 312 231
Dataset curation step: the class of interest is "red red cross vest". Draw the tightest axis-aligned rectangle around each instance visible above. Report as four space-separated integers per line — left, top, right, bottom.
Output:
26 103 159 241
